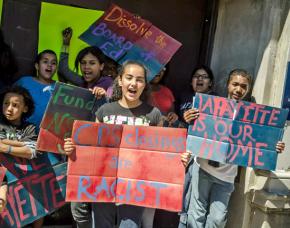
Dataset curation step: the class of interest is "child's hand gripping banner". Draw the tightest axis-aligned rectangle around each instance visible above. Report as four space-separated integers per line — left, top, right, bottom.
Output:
66 121 186 212
36 82 105 154
38 2 104 81
186 93 289 170
79 3 182 81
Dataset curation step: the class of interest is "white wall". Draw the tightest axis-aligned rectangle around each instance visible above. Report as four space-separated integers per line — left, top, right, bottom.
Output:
210 1 290 227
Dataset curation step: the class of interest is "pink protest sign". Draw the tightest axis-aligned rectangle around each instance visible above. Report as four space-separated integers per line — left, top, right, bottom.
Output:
80 4 182 81
66 121 186 212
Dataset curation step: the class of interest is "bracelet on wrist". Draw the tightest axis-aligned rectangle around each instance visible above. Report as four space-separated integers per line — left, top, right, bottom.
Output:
61 45 70 53
6 145 12 154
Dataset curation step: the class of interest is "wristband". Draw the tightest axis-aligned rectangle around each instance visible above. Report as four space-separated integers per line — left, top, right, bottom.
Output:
61 45 69 53
6 146 12 154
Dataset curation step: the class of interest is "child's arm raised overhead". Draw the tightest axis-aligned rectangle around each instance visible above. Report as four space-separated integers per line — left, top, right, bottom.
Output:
58 27 85 87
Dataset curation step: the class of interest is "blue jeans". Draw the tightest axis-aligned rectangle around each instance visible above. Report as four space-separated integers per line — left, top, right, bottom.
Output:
141 208 156 228
92 203 144 228
179 162 234 228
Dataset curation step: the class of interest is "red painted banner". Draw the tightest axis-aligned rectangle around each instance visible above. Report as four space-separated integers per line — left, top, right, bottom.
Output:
66 121 186 212
36 82 105 154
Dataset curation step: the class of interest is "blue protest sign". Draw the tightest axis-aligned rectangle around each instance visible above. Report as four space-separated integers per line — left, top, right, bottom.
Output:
282 62 290 120
186 93 288 170
0 153 67 228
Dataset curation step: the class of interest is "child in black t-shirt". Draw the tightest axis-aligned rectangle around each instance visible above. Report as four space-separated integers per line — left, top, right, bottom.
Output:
64 60 189 227
64 60 163 228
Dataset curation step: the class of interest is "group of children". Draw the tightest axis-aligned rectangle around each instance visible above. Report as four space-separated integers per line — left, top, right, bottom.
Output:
179 68 285 228
0 26 285 228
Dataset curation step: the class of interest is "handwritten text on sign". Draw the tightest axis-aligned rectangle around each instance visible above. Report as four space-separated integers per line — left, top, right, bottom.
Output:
79 4 181 81
0 153 66 228
186 93 288 170
66 121 186 212
37 82 105 153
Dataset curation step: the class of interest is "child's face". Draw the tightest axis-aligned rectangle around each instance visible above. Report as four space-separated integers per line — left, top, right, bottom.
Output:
2 93 28 125
35 53 57 81
80 53 104 84
118 64 146 103
151 68 165 84
227 75 250 101
191 69 212 93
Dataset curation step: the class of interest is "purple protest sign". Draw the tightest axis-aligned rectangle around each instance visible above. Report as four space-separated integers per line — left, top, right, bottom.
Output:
79 4 182 81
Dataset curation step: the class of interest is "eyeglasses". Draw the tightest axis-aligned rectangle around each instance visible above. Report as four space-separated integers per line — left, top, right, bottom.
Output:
192 74 210 80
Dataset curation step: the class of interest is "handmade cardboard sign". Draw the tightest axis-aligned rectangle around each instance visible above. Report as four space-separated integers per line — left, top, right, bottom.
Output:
66 121 186 212
79 3 182 81
0 153 67 228
37 82 105 154
186 93 289 170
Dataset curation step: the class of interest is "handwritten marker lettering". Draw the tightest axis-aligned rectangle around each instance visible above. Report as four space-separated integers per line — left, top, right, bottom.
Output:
187 93 288 170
